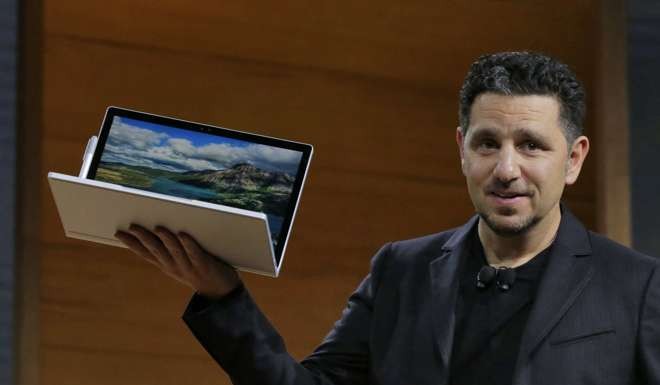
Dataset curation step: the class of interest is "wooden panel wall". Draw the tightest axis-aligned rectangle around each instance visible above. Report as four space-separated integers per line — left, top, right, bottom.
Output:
16 1 43 385
595 0 631 245
24 1 602 384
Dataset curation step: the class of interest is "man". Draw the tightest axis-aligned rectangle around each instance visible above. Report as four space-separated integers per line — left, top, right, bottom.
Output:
115 52 660 384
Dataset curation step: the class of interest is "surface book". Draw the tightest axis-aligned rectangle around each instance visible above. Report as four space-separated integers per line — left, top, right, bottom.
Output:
48 107 313 276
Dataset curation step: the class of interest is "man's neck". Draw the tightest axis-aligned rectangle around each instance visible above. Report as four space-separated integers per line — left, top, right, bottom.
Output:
478 205 561 268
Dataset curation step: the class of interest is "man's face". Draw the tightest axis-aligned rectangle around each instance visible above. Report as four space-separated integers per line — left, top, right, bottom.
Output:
456 93 588 236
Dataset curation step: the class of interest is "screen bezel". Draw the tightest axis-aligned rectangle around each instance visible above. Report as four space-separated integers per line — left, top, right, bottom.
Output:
87 106 313 266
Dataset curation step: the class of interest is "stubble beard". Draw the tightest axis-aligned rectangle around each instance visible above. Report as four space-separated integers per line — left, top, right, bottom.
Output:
477 208 541 238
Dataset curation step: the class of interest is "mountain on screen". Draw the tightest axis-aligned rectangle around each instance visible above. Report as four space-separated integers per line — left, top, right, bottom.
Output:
95 161 295 216
177 163 294 193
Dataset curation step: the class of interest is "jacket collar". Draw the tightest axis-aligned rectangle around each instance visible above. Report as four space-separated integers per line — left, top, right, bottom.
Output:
512 206 594 384
440 214 479 252
517 205 593 358
429 215 478 373
429 204 593 377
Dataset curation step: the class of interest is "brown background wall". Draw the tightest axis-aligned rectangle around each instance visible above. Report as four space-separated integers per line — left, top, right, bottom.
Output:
18 1 612 384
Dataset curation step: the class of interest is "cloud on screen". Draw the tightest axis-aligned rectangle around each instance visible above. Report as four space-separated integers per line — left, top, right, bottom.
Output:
102 120 302 175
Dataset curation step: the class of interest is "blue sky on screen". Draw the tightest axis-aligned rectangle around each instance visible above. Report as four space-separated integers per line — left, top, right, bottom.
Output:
100 116 302 175
120 117 251 149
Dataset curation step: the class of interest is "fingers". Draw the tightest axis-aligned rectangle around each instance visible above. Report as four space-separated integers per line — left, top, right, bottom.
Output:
115 230 158 266
177 231 210 269
116 226 240 297
116 225 194 274
177 231 240 298
126 224 173 266
177 231 234 269
154 226 192 270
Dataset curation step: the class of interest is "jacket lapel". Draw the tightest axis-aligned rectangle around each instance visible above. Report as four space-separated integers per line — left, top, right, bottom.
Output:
429 216 478 371
516 207 594 366
429 207 593 383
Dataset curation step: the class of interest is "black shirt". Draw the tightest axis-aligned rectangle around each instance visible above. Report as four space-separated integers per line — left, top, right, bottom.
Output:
449 230 551 385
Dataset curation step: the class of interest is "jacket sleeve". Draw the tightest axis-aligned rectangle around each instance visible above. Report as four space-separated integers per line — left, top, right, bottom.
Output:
182 243 392 385
637 262 660 384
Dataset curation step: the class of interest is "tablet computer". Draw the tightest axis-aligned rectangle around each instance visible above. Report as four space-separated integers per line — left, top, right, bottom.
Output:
48 107 313 277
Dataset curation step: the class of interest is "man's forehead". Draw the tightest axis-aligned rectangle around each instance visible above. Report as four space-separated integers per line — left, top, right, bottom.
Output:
467 126 551 140
471 93 561 117
467 93 563 134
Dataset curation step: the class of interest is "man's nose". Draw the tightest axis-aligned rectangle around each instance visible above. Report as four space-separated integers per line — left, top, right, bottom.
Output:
492 146 521 183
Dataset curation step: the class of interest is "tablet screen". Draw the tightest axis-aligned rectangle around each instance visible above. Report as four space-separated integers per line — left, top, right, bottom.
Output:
87 107 312 265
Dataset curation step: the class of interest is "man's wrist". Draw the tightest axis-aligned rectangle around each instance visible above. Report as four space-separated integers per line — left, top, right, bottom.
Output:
187 283 246 314
197 282 245 302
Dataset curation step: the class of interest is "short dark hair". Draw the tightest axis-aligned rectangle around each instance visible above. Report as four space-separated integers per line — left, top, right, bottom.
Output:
458 51 585 143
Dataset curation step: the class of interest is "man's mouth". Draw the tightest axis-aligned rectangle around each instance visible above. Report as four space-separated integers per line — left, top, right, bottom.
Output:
491 192 526 198
487 190 531 205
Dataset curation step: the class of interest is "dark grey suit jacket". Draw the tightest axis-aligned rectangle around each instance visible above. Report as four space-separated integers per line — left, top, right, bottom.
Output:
183 208 660 384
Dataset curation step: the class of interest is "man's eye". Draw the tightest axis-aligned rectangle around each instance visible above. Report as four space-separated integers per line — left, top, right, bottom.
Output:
521 141 541 151
478 140 498 150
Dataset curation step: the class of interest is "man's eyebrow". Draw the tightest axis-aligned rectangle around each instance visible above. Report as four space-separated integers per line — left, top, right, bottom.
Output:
513 128 549 142
468 128 498 140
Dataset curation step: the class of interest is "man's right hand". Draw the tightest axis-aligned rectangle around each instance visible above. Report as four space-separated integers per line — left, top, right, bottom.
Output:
115 224 241 299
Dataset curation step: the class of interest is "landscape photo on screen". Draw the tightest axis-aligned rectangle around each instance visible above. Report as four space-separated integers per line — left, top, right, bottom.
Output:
96 116 303 247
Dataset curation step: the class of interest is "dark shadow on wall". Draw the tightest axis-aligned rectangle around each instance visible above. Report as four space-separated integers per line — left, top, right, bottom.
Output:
629 0 660 257
0 0 18 384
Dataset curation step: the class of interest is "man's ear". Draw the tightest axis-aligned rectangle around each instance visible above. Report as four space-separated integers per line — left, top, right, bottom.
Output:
456 126 466 175
565 135 590 185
